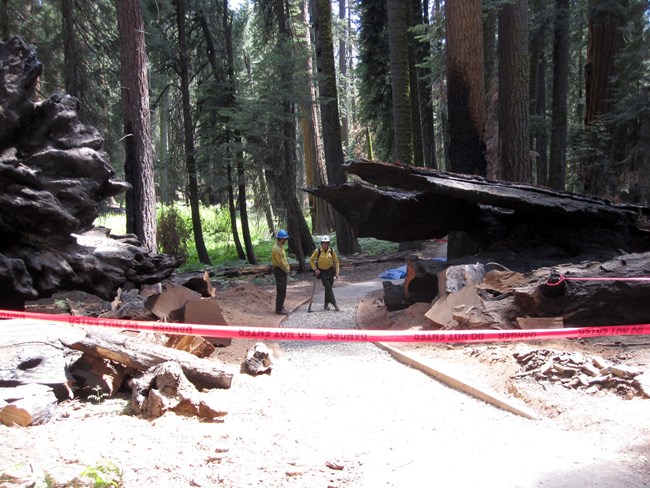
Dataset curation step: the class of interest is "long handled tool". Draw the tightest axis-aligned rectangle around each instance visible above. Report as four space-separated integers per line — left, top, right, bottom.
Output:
307 276 318 312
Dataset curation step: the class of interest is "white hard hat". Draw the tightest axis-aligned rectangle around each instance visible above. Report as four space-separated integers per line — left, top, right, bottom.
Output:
320 235 331 243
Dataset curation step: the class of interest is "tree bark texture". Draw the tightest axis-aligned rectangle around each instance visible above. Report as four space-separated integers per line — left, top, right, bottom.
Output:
299 0 332 234
582 0 623 196
387 0 414 165
62 0 77 97
311 0 360 255
413 0 436 168
549 0 570 191
498 0 530 183
445 0 486 176
528 0 548 186
116 0 158 252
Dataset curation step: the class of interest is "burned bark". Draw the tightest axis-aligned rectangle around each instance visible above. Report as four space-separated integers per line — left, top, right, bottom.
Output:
305 159 650 265
0 38 181 308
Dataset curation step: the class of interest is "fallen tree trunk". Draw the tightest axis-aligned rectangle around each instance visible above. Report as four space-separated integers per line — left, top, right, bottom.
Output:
426 251 650 329
60 330 234 389
305 159 650 266
0 384 58 426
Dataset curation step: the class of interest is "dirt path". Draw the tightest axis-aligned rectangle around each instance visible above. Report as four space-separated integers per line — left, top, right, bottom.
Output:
1 258 649 487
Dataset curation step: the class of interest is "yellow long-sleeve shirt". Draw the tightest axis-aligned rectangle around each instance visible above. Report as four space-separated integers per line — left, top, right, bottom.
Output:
271 241 290 274
310 246 339 275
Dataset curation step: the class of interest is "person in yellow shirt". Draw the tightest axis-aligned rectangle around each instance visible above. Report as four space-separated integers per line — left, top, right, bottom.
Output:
271 229 291 315
309 235 340 311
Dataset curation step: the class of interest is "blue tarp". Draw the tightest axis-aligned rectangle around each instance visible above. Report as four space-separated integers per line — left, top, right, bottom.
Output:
379 258 447 280
379 265 406 280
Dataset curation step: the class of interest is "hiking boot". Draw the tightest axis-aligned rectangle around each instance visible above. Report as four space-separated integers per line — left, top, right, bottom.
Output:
324 304 330 311
275 309 288 315
334 304 340 312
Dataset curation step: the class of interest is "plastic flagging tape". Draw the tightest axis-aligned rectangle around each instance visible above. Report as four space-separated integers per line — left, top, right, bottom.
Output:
546 274 650 286
1 309 649 344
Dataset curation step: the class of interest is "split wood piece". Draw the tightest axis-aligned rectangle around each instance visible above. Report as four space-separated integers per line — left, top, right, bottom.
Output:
382 281 410 312
180 271 216 297
425 284 482 329
146 283 232 346
0 384 58 426
146 283 202 322
243 342 273 375
403 256 448 303
375 342 538 420
103 288 157 321
70 352 127 398
517 317 564 329
166 335 216 358
130 361 227 420
60 330 234 390
421 251 650 329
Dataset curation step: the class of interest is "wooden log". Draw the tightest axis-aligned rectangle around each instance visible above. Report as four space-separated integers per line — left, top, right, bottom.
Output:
69 353 127 398
60 330 234 389
403 256 447 303
129 361 227 419
0 384 57 426
166 335 216 358
306 159 650 261
0 319 83 399
243 342 273 375
382 282 410 311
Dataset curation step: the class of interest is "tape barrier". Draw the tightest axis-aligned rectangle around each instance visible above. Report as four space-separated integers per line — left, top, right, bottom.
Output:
546 273 650 286
1 309 649 344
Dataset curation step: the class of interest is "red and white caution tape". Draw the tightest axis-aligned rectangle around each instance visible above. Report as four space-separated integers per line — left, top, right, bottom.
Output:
1 309 649 344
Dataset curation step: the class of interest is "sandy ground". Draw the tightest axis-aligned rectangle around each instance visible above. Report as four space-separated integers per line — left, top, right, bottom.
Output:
1 247 649 487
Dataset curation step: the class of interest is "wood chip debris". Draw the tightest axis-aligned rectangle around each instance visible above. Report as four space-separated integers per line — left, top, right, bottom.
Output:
513 349 648 398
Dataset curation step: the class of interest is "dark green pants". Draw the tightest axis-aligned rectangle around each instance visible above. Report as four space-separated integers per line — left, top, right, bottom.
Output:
319 268 337 307
274 266 287 312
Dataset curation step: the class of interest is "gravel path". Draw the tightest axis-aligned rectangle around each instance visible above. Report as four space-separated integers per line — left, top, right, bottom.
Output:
217 279 649 487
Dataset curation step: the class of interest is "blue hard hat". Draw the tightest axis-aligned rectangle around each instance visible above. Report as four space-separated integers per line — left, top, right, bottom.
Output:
277 229 289 239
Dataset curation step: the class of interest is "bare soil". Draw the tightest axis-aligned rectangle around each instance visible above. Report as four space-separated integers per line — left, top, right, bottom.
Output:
1 246 649 487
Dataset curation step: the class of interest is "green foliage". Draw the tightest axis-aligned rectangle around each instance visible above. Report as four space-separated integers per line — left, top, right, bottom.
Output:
355 237 398 256
356 0 394 161
80 460 123 488
157 205 191 259
94 212 127 235
88 386 107 404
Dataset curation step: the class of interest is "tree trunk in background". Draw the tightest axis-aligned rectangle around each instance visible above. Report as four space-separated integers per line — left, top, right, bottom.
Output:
236 141 256 264
158 86 172 204
196 4 245 261
414 0 436 168
483 7 497 105
549 0 570 191
275 0 313 268
224 0 252 263
116 0 157 252
406 1 423 167
445 0 486 176
498 0 530 183
312 0 360 255
299 0 332 235
1 0 8 40
62 0 77 97
254 169 276 237
224 0 255 264
176 0 210 264
528 0 548 186
582 0 622 196
338 0 349 154
387 0 414 165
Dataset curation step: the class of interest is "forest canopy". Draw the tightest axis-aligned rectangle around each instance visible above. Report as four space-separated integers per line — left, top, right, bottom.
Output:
3 0 649 264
